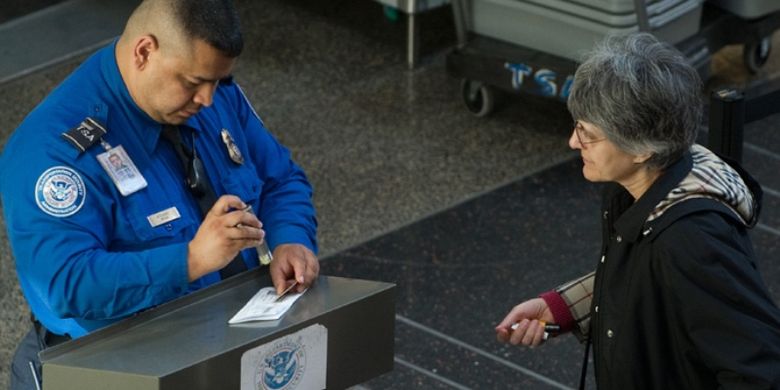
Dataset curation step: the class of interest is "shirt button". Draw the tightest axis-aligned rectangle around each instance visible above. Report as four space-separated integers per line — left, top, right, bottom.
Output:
603 211 609 220
600 255 605 263
164 223 173 231
594 305 599 313
607 329 614 338
616 235 622 243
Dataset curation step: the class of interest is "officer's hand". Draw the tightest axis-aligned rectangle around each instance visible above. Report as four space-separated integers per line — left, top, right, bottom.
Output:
495 298 555 347
269 244 319 294
187 195 264 281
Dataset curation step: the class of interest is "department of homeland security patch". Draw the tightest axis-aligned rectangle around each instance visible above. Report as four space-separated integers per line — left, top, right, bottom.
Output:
35 166 86 217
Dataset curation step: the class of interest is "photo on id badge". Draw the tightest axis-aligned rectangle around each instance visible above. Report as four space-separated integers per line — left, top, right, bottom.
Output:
97 145 147 196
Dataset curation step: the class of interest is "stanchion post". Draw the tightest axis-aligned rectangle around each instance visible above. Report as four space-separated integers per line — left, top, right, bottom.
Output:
708 88 745 163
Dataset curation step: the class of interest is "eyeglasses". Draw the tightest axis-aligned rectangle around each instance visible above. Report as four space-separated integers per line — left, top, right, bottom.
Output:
573 121 606 148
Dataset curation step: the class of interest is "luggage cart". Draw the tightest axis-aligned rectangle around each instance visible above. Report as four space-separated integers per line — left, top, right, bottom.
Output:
447 0 780 117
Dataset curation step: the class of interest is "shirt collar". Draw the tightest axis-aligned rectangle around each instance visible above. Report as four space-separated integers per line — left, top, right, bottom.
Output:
99 41 168 154
612 151 693 242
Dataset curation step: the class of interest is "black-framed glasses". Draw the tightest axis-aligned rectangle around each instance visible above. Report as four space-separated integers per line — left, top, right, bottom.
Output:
573 120 606 148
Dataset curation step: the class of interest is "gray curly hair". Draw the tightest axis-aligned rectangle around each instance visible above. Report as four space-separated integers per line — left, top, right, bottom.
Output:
567 33 701 170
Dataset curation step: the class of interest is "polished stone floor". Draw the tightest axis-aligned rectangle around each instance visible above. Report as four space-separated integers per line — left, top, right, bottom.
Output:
0 0 778 389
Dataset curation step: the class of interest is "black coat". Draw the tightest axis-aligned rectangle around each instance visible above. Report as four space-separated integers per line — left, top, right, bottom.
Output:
590 152 780 389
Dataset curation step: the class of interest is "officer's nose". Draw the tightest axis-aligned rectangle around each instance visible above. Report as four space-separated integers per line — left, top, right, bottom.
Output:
193 82 217 107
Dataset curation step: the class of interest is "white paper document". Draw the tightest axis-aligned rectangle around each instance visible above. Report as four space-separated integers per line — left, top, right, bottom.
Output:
229 287 306 324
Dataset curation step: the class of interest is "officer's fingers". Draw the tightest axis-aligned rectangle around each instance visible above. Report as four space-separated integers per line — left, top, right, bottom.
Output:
230 210 263 230
240 207 263 228
297 247 317 283
233 225 265 244
290 252 307 286
219 210 263 232
297 260 317 293
270 262 291 295
209 195 245 216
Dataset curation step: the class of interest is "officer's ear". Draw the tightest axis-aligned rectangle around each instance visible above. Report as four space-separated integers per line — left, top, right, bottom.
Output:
134 35 159 71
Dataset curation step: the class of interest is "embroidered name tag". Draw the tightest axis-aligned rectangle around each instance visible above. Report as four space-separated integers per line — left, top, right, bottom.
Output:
147 207 181 227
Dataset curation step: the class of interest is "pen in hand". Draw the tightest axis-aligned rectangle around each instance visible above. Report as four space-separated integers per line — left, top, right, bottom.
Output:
274 282 298 302
238 205 273 265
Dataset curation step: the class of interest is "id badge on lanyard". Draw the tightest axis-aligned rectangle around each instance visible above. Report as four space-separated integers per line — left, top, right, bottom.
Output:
96 141 147 196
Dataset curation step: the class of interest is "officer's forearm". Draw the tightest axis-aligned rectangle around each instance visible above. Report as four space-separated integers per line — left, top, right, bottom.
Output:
186 243 209 282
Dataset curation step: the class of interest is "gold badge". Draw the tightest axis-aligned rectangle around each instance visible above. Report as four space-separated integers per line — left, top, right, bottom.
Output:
221 128 244 165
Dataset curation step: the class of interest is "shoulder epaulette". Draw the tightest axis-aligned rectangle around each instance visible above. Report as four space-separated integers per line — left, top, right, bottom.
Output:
61 117 107 153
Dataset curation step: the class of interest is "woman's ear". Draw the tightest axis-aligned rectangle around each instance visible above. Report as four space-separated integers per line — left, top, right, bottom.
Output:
633 152 653 164
133 35 159 70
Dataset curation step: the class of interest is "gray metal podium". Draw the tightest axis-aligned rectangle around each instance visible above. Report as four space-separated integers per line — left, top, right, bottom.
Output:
39 271 396 390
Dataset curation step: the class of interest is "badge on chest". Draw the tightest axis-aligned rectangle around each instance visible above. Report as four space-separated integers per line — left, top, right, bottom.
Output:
96 145 148 196
221 128 244 165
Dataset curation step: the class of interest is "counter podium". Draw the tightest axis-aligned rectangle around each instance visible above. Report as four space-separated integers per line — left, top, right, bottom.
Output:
40 271 396 390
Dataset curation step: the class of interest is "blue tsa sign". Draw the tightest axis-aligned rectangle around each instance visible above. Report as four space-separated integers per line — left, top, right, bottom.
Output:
504 62 574 100
35 166 86 217
241 324 327 390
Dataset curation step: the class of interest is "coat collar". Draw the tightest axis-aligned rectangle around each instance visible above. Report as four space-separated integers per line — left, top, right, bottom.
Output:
612 151 692 243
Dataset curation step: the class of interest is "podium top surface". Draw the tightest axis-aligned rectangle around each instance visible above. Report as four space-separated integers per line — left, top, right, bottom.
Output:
39 272 394 377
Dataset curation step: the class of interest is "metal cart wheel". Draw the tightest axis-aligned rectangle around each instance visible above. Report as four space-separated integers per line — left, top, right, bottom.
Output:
461 79 495 117
743 36 772 74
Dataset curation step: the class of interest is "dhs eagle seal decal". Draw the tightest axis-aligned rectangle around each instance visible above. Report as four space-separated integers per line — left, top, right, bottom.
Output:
35 166 86 217
258 339 306 390
240 324 327 390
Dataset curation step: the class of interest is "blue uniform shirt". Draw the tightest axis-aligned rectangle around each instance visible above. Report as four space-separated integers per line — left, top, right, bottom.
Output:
0 43 318 338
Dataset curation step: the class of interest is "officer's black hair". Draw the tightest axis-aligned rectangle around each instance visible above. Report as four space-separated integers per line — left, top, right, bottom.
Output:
174 0 243 57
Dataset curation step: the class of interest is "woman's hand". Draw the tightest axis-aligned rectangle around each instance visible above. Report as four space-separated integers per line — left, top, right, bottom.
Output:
495 298 555 347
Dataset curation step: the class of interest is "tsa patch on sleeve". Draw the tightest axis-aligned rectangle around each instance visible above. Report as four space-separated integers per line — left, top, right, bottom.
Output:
35 166 86 217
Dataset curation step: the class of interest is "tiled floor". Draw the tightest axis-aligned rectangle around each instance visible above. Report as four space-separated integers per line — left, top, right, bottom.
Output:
0 0 778 389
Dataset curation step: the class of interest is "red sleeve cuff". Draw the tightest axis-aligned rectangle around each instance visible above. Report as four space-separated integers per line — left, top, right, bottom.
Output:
539 290 576 333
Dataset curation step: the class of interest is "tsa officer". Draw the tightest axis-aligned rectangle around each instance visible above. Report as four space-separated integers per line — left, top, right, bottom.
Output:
1 1 319 388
